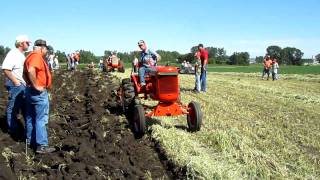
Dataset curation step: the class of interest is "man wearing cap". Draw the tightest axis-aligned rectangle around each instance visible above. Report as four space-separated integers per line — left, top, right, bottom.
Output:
23 39 55 154
196 43 208 93
1 35 31 138
137 40 160 86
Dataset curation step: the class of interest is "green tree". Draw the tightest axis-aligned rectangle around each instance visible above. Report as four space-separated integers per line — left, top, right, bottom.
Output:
118 52 131 63
266 45 282 62
216 48 228 64
79 50 99 64
0 45 11 64
255 56 264 64
156 50 180 65
104 50 112 59
55 50 67 63
190 46 198 54
281 47 304 65
228 52 250 65
315 54 320 63
190 46 227 64
177 53 194 63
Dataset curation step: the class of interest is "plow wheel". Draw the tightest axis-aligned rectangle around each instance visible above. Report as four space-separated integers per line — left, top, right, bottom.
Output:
121 78 135 113
132 105 146 136
187 101 202 132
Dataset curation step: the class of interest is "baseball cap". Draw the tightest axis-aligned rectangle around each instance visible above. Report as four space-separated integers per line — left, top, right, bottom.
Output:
47 45 54 54
16 35 31 43
34 39 48 48
138 40 145 45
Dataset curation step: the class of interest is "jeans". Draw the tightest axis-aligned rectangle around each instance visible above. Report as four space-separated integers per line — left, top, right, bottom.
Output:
200 65 207 92
138 66 156 84
262 68 270 79
99 63 104 71
5 79 26 134
272 72 279 80
25 87 49 146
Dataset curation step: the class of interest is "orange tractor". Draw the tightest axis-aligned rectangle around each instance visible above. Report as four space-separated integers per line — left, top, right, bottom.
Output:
103 55 125 73
120 65 202 136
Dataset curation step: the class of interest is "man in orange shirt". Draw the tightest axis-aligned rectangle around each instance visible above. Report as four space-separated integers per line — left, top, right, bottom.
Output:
261 55 272 80
23 39 55 154
73 51 80 70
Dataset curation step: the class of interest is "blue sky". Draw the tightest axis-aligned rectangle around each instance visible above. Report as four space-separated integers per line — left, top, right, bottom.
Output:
1 0 319 58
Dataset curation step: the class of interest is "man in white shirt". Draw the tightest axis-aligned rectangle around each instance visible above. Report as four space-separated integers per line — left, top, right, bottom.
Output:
1 35 31 137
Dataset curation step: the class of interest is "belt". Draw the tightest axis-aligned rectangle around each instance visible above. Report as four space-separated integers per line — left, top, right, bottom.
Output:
27 86 47 90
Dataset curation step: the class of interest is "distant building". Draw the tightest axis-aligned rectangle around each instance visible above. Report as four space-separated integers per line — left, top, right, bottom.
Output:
249 58 256 64
313 56 319 64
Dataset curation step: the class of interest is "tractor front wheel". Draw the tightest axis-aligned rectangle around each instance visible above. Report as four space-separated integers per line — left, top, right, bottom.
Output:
187 101 202 132
132 105 146 136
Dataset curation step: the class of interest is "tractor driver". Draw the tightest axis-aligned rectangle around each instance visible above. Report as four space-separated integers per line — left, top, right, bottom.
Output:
137 40 160 86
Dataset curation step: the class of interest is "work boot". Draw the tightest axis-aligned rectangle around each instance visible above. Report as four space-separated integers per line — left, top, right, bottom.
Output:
192 89 200 94
36 145 55 154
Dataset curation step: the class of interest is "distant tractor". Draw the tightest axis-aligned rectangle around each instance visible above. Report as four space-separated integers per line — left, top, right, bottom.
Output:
177 61 195 74
120 65 202 136
103 53 125 73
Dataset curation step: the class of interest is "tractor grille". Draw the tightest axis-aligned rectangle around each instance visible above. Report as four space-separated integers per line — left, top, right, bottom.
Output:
158 76 178 94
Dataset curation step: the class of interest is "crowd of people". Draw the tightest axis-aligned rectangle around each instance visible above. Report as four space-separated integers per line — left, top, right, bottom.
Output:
66 51 80 71
1 34 86 155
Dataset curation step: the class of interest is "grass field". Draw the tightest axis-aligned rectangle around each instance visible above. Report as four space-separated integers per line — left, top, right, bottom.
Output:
206 64 320 74
114 70 320 179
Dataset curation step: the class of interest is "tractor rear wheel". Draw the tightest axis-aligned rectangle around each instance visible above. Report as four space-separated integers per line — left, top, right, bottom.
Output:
132 105 146 136
118 61 125 73
187 101 202 132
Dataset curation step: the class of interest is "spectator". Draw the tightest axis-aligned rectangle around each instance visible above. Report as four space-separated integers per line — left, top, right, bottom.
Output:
66 54 72 70
194 52 201 93
182 60 187 68
23 39 55 154
262 55 272 80
196 44 209 92
137 40 160 86
53 55 59 70
132 56 139 73
46 45 54 71
48 54 55 72
272 58 279 80
1 35 31 138
74 51 80 70
70 53 75 70
99 58 104 71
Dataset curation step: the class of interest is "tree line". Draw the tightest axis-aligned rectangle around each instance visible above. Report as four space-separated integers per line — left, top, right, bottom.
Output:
255 45 313 65
1 44 319 66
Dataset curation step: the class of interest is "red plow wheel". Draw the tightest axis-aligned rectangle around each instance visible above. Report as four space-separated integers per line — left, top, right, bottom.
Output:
187 101 202 132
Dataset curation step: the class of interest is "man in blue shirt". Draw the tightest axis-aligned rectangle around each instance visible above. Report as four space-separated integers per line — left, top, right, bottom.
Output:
137 40 160 86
